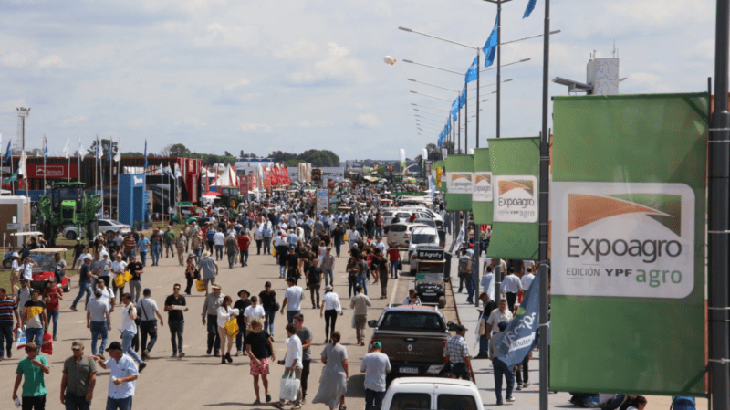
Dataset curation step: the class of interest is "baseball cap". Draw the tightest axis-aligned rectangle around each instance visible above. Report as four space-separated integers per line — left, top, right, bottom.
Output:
371 342 382 349
71 341 84 350
106 341 123 352
143 288 151 295
454 324 467 333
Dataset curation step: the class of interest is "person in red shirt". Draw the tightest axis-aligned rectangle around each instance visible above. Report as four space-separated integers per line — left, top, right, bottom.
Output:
42 279 63 341
237 231 251 267
386 243 401 279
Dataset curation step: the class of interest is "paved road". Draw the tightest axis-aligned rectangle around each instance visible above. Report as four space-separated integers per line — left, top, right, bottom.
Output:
0 245 429 410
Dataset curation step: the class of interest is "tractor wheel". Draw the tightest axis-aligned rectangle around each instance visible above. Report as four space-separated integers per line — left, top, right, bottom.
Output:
2 258 11 269
66 230 78 240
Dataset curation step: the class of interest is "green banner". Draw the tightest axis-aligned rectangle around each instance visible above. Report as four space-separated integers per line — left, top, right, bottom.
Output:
485 137 539 260
445 155 473 211
472 148 493 225
550 93 708 395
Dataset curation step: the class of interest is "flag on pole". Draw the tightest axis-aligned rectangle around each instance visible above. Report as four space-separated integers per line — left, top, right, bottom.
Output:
460 84 467 109
18 152 26 176
483 15 498 68
3 171 18 184
523 0 537 18
143 140 148 171
107 139 113 162
422 148 428 161
451 94 460 119
43 135 48 163
113 137 121 162
62 138 70 159
465 56 478 83
495 273 540 366
79 141 85 162
3 141 11 164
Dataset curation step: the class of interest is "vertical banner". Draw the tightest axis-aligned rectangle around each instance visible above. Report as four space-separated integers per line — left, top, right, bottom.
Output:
485 137 539 260
433 160 446 192
550 93 708 395
472 148 493 225
445 155 473 211
399 149 406 173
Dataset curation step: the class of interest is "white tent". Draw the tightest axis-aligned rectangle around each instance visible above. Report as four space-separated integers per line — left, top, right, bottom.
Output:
213 165 238 187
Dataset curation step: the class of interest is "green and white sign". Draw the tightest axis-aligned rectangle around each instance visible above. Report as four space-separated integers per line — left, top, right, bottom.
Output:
445 155 473 211
494 175 538 223
473 148 493 226
551 93 708 395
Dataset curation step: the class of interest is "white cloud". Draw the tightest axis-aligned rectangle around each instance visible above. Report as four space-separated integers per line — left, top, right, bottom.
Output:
629 72 662 86
241 123 272 132
289 41 370 84
297 120 332 128
60 115 89 126
275 39 318 59
39 55 63 68
194 23 259 48
128 118 156 129
355 114 381 128
0 99 27 112
3 53 31 68
224 79 249 91
177 118 207 127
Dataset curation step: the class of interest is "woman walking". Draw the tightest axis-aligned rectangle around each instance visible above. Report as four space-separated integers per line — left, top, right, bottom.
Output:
259 281 278 337
245 319 275 405
312 331 349 410
346 257 359 298
216 295 240 364
319 286 341 343
184 256 198 295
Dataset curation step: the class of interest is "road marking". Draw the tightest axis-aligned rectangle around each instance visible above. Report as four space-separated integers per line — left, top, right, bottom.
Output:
389 275 400 305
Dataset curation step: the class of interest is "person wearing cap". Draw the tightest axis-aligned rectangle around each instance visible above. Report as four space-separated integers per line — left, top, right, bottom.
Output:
360 341 391 410
138 289 163 361
274 323 303 409
490 321 515 405
118 293 146 371
126 255 144 303
164 283 188 359
175 232 188 267
70 255 93 311
444 324 473 381
13 342 50 410
111 254 128 301
95 276 116 311
9 251 20 294
202 283 224 356
87 289 111 359
92 341 139 409
163 225 176 259
61 341 98 410
234 290 252 355
149 228 163 266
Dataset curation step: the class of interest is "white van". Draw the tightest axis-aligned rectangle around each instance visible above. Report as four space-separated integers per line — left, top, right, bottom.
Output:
381 377 484 410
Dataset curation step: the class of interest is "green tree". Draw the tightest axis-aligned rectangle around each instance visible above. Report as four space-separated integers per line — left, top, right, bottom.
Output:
87 139 118 157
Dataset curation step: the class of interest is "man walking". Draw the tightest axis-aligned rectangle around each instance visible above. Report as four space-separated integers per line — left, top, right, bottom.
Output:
70 256 93 311
280 278 304 324
138 289 163 360
274 323 303 409
293 313 313 404
237 230 251 267
444 324 473 380
126 256 144 303
202 283 224 357
23 289 47 347
164 284 188 359
119 294 146 372
0 287 19 360
502 268 522 312
93 341 138 410
224 233 238 269
490 321 515 405
60 341 97 410
349 285 371 346
360 342 391 410
13 342 50 410
197 251 218 295
86 290 110 360
175 234 187 266
320 247 335 288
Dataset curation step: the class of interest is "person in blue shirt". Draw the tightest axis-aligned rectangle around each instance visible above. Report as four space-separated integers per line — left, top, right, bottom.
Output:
138 235 151 267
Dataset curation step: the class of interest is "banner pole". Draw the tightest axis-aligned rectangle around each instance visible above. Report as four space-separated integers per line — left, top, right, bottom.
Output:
709 1 730 409
473 49 481 308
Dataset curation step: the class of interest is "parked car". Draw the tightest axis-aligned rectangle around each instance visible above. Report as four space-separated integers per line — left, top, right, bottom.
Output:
380 377 484 410
387 223 428 248
368 305 453 379
63 219 130 240
407 227 440 261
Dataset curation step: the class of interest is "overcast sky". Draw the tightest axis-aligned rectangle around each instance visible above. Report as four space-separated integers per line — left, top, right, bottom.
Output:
0 0 717 161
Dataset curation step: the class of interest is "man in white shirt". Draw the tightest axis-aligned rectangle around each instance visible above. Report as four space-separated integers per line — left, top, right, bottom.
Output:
92 341 139 409
243 296 266 332
521 268 536 292
486 298 513 340
111 254 128 299
118 294 145 370
502 268 522 312
280 278 304 324
275 323 303 409
213 229 225 260
481 265 495 301
96 280 116 311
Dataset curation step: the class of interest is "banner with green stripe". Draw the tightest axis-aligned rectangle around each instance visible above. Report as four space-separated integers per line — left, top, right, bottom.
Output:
445 155 473 211
472 148 493 225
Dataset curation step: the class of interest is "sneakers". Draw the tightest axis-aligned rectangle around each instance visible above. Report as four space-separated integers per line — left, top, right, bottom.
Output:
235 350 241 357
138 363 147 373
69 307 78 311
523 382 530 388
516 385 523 391
98 353 105 361
506 396 516 403
253 399 261 405
142 350 150 360
178 352 185 359
291 403 302 409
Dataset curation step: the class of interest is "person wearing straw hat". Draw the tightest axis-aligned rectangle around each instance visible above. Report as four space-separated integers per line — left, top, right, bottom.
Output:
202 283 224 357
197 251 218 295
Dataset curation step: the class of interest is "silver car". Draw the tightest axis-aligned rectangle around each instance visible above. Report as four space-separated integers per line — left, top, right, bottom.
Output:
387 223 429 248
63 219 131 240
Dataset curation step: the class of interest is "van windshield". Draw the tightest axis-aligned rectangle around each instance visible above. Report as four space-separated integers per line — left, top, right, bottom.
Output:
411 234 435 244
379 312 444 332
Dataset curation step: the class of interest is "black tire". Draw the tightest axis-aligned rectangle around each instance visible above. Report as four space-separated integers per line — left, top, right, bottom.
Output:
66 230 78 240
2 258 11 269
171 220 178 226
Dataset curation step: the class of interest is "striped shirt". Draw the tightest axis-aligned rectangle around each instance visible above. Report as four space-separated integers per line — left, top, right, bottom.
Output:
444 334 470 364
0 297 17 323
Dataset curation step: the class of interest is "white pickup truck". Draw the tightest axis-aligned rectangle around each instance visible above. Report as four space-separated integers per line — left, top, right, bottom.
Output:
380 377 484 410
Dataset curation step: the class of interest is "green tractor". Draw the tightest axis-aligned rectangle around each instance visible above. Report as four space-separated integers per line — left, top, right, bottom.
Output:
37 182 102 247
218 186 244 209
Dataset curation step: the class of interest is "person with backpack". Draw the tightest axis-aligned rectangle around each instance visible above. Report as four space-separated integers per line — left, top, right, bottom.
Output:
669 396 695 410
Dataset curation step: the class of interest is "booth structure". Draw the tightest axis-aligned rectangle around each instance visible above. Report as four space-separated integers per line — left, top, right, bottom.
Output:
118 174 150 228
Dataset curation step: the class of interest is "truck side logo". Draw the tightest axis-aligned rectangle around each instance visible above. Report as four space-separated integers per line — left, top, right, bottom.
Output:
407 344 413 352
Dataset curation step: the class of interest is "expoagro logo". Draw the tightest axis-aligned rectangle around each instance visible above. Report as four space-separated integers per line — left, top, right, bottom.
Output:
494 175 538 223
473 172 493 202
448 172 473 194
551 182 694 299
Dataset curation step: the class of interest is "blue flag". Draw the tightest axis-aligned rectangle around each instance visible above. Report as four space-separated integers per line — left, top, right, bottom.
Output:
143 140 148 171
3 141 11 164
451 95 460 118
107 141 112 162
459 84 467 109
495 273 540 366
465 56 478 83
524 0 537 18
483 15 498 68
43 136 48 163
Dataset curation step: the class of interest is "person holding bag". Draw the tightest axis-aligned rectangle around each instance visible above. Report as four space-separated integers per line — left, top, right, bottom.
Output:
216 295 239 364
183 256 199 295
